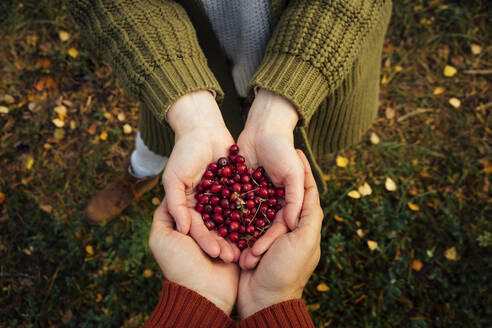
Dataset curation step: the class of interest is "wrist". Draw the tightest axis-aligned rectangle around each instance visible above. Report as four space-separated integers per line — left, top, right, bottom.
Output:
239 289 303 319
245 88 299 134
167 89 226 137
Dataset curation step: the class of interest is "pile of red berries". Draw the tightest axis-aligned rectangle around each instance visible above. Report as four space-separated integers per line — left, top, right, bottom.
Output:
194 144 285 250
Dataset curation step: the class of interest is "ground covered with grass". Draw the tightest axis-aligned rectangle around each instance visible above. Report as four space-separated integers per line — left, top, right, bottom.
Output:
1 0 491 327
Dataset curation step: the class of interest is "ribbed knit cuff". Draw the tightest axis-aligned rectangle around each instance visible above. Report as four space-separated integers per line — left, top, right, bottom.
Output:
247 53 330 127
238 299 314 328
139 57 224 123
144 280 234 328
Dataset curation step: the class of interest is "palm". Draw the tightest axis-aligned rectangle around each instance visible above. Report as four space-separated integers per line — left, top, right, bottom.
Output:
163 127 239 262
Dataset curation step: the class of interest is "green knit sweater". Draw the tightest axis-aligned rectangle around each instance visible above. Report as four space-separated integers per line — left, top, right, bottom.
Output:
66 0 392 194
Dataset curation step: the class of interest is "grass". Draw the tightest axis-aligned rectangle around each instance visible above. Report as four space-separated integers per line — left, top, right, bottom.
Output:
1 0 491 327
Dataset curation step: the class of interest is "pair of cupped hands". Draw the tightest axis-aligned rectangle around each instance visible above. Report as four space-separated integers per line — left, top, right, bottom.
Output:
149 89 323 316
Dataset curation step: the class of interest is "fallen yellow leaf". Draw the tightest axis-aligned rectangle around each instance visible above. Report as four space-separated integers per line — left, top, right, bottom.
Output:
470 44 482 55
85 245 94 256
356 229 364 238
54 128 65 140
411 259 423 271
408 202 420 211
306 303 320 312
0 192 5 203
143 269 153 278
68 47 79 58
433 86 445 95
54 105 67 117
444 247 458 261
95 293 103 303
449 97 461 109
100 132 108 141
367 240 378 251
333 214 344 222
316 282 330 292
0 106 9 114
385 107 395 120
443 65 457 77
152 197 160 206
358 182 372 196
381 74 389 85
24 155 35 170
322 174 332 181
370 132 380 145
385 177 397 191
123 124 132 134
70 120 77 130
336 156 349 168
117 113 126 121
394 65 403 73
52 118 65 128
40 204 53 213
59 30 70 42
348 190 361 199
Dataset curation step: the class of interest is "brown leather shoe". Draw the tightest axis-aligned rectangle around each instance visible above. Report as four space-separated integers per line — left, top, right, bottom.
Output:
84 166 160 224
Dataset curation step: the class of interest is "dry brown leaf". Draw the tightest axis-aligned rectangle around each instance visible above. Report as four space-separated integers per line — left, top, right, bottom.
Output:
95 293 103 303
40 204 53 213
449 98 461 108
336 156 349 168
443 65 457 77
143 269 153 278
87 124 97 135
61 310 73 325
117 113 126 121
0 192 5 203
358 182 372 196
367 240 378 251
1 94 15 104
54 128 65 140
348 190 361 199
306 303 320 312
316 282 330 292
385 177 397 191
444 247 458 261
323 174 332 181
385 107 395 120
411 259 423 271
433 86 445 95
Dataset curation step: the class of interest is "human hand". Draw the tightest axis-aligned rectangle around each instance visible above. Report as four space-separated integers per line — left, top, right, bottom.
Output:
149 198 240 314
237 88 304 267
163 90 239 262
237 150 323 318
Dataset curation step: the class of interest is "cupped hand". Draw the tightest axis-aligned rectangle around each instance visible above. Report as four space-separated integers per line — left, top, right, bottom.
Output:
237 88 304 267
163 90 239 262
237 150 323 318
149 198 239 314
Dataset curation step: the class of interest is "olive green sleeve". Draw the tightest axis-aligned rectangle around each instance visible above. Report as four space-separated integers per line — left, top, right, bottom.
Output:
248 0 392 126
66 0 223 122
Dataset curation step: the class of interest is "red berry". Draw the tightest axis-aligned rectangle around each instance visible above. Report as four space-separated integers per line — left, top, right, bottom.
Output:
238 225 246 234
200 195 209 204
221 188 231 198
202 213 211 221
237 239 247 250
241 175 251 183
254 196 262 204
247 168 255 176
253 230 261 239
246 224 255 234
195 193 204 201
203 170 214 179
229 144 240 155
225 218 232 225
268 188 276 197
242 183 252 192
213 214 224 224
195 203 204 213
255 218 266 228
233 174 241 182
246 199 256 209
236 164 247 174
266 209 276 220
232 183 242 193
213 206 222 214
208 162 218 172
234 155 245 164
204 204 213 213
221 166 232 177
220 199 230 208
229 231 239 242
267 197 277 206
218 226 228 237
205 220 215 230
202 179 213 189
210 196 220 205
253 170 262 180
276 187 285 198
210 183 222 193
217 157 229 168
243 208 250 216
231 211 241 221
260 180 268 187
223 208 232 217
259 204 268 214
258 188 268 198
229 221 240 232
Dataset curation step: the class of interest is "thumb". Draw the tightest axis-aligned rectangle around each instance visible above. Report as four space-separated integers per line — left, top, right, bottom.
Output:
162 174 191 234
282 156 304 231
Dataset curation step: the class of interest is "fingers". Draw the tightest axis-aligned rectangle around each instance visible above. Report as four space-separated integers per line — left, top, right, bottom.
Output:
282 158 304 230
189 211 221 258
239 247 261 270
251 211 288 257
296 149 317 194
163 173 191 234
214 235 235 263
